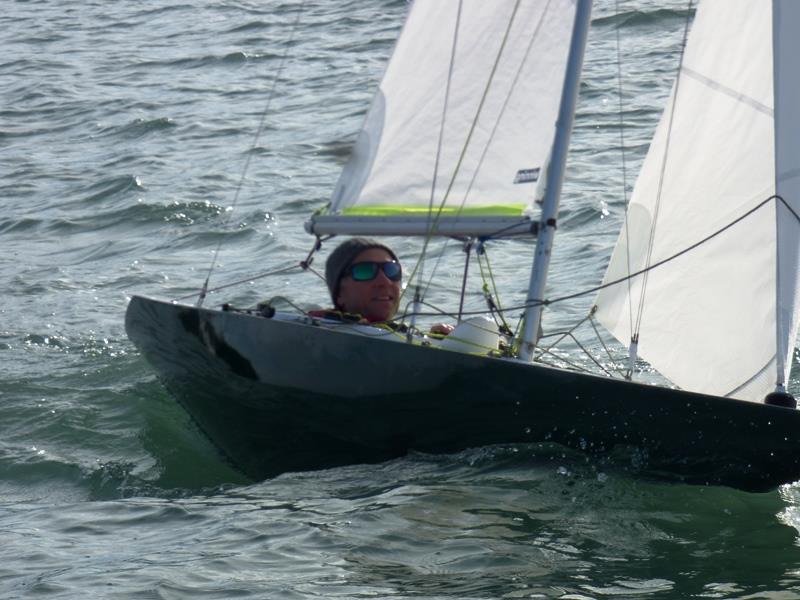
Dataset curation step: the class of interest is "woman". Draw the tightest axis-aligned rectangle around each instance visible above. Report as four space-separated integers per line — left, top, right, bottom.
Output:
315 237 453 334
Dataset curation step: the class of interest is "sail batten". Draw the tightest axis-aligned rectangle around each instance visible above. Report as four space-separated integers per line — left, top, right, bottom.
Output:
681 66 773 116
596 0 800 403
307 215 537 238
340 204 529 217
307 0 579 238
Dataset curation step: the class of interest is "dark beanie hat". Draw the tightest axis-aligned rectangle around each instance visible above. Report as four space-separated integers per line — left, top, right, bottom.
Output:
325 237 399 307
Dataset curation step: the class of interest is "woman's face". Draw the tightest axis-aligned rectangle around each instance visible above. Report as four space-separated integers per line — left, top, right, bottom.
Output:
336 248 402 322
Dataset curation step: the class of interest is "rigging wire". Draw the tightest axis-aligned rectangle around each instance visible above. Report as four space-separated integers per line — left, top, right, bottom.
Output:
407 0 466 320
181 0 782 384
400 0 525 309
613 0 635 342
189 191 793 332
189 193 794 347
416 0 552 302
530 194 790 311
588 311 629 378
282 190 795 377
630 0 694 334
395 193 793 323
174 263 304 302
195 0 308 307
536 331 617 377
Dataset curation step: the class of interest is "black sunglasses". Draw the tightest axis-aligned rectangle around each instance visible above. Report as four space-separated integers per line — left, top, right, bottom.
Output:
347 261 402 282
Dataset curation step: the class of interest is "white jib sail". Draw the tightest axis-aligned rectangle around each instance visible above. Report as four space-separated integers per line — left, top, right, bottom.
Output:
595 0 800 402
308 0 578 238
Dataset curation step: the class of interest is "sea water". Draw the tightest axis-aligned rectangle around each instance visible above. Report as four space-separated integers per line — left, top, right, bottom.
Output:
4 0 800 598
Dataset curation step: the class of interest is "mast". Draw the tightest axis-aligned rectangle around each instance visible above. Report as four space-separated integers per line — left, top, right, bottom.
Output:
766 0 800 408
518 0 593 362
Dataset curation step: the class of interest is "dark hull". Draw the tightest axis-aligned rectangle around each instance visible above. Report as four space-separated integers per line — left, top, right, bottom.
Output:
125 295 800 492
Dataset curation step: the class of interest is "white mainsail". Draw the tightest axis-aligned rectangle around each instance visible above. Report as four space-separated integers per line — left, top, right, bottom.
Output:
595 0 800 402
307 0 579 238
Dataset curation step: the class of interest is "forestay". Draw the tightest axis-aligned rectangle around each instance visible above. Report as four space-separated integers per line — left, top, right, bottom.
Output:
306 0 578 238
595 0 800 402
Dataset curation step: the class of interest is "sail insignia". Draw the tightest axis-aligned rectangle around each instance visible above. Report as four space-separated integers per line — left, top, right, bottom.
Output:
514 168 541 184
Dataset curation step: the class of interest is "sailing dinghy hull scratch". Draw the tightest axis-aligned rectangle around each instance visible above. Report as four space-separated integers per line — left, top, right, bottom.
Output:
126 295 800 492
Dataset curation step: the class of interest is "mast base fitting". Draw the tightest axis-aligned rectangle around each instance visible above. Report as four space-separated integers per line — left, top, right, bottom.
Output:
764 391 797 409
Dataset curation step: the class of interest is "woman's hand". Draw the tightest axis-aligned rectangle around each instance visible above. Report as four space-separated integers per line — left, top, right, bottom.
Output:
430 323 455 336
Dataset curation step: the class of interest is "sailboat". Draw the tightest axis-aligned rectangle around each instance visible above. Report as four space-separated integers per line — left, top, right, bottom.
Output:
125 0 800 492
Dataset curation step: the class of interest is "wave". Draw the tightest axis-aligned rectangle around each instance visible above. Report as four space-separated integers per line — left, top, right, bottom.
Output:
134 51 258 71
94 117 176 141
78 174 145 203
593 7 694 29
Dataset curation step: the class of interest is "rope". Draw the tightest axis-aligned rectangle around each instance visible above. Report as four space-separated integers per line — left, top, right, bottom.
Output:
476 244 513 334
252 294 309 315
552 194 787 309
457 240 472 321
